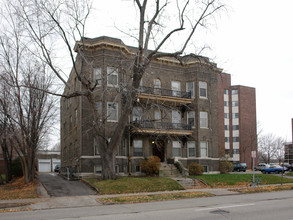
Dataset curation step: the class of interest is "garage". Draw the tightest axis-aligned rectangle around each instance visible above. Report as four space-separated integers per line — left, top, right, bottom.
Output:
38 159 51 172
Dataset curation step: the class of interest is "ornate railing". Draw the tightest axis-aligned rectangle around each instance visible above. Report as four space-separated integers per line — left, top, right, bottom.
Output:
131 120 192 130
138 86 191 99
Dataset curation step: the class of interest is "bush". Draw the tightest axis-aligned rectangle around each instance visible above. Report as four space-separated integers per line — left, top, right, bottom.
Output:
219 160 233 174
189 163 204 176
140 156 161 176
11 157 23 177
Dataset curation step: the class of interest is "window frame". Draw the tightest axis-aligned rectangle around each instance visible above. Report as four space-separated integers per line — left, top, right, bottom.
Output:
107 67 118 86
187 141 196 157
200 111 208 128
93 67 102 85
172 141 181 157
186 82 194 98
133 139 143 157
200 141 208 157
199 81 207 99
107 102 118 122
187 111 195 128
132 106 143 121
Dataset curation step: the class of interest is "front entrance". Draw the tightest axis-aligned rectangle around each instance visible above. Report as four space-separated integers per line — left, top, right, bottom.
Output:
152 140 165 162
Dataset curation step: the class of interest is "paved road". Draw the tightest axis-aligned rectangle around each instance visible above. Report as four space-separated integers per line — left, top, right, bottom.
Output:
2 189 293 219
38 173 96 197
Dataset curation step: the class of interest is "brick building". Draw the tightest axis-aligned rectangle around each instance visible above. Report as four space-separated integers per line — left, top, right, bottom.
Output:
284 119 293 165
60 36 257 177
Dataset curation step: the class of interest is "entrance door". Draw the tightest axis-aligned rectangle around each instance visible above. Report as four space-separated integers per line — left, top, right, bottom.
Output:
152 140 165 162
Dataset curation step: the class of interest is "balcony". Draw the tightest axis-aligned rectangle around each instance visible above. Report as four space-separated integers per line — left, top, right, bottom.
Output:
131 120 193 136
137 86 192 104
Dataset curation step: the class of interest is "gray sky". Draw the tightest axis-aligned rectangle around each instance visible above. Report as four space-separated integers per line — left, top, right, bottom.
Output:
84 0 293 141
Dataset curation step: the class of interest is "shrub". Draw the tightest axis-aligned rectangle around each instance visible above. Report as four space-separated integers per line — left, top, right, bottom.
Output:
189 163 204 176
140 156 161 176
219 160 233 174
11 157 23 177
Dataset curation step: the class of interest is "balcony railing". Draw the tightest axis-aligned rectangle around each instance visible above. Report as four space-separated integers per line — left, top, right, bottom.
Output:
131 120 192 131
138 86 191 99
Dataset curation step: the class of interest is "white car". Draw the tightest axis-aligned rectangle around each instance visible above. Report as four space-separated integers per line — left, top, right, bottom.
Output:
255 163 270 171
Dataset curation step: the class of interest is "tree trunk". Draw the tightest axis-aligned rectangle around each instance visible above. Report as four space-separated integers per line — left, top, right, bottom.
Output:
101 150 116 180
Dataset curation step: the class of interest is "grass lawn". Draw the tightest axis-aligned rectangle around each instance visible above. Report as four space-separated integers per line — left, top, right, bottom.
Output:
0 177 39 200
286 172 293 176
192 174 293 188
85 176 184 194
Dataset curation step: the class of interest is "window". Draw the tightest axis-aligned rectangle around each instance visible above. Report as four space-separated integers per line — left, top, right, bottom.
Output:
187 111 195 127
200 141 208 157
132 107 142 121
74 140 78 158
186 82 194 98
225 149 230 155
172 141 181 157
172 110 181 124
224 113 229 119
232 125 239 130
232 113 239 119
93 67 102 85
233 137 239 142
199 81 207 98
107 102 118 121
225 125 229 130
75 109 78 124
133 139 143 156
121 139 127 156
187 141 195 157
107 67 118 86
171 81 181 97
95 165 102 174
94 138 99 155
232 89 238 95
154 110 161 121
200 111 208 128
135 166 140 172
115 165 119 174
225 137 230 142
154 79 161 88
233 149 239 154
202 165 208 172
224 89 229 95
232 101 238 107
224 101 229 107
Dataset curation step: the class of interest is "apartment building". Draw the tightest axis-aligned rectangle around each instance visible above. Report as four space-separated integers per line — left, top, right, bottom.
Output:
218 74 257 169
60 36 257 176
284 119 293 165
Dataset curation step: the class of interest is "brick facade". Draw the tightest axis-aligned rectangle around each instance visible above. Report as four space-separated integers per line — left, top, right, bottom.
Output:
60 36 257 176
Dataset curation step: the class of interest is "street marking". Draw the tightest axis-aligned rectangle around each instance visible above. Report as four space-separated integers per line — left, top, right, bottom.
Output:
195 203 255 212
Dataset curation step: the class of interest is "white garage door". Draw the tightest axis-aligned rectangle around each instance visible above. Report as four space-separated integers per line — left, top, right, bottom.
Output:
38 159 51 172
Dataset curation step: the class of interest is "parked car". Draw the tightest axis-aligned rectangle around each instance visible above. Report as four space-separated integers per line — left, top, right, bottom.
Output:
255 163 270 171
54 164 60 173
261 165 287 174
233 163 247 172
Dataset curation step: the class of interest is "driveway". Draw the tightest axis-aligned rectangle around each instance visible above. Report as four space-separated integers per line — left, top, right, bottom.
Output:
38 173 96 197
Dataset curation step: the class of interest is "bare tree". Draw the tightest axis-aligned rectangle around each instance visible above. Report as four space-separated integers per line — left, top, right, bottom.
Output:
5 0 225 179
258 133 286 164
0 5 57 183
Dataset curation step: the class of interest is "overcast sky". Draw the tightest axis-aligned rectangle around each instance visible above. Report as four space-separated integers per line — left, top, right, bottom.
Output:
83 0 293 142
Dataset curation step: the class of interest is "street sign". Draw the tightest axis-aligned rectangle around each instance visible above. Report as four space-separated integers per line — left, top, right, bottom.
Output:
251 151 256 158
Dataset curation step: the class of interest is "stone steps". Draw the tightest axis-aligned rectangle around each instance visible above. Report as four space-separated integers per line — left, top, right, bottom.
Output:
159 163 182 178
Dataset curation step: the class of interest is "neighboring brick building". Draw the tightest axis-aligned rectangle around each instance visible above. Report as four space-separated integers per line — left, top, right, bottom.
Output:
60 36 257 177
284 118 293 165
218 74 257 169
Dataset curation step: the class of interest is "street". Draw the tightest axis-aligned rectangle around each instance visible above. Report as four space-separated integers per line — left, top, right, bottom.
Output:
1 190 293 220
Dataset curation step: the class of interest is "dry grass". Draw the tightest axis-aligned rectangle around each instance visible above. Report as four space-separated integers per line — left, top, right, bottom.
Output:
231 185 293 193
98 191 214 204
0 177 39 200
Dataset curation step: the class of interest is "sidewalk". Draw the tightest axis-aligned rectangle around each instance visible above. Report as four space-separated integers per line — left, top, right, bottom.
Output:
0 184 240 211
